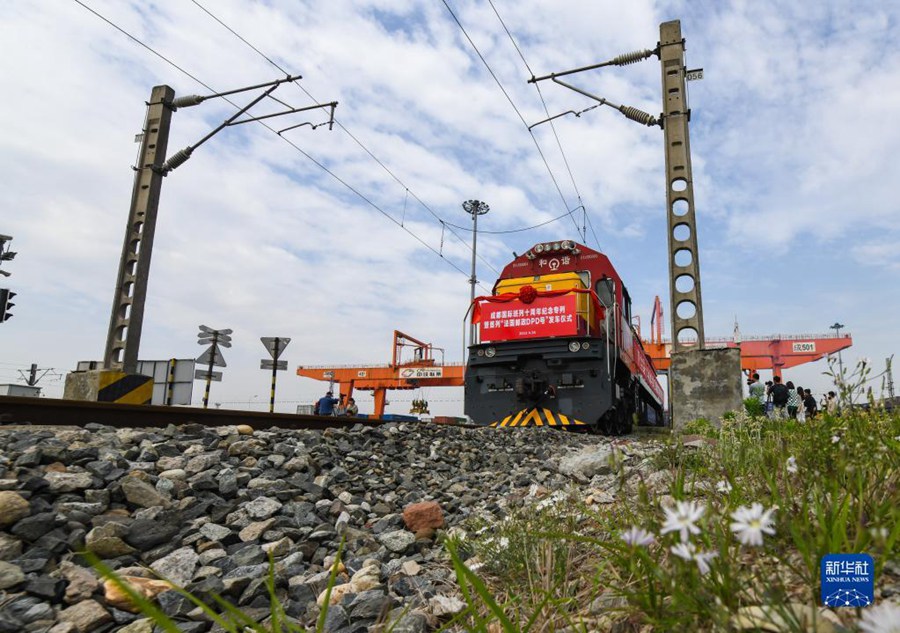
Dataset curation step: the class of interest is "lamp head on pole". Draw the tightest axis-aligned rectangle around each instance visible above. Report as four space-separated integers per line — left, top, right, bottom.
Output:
830 322 844 335
462 199 490 216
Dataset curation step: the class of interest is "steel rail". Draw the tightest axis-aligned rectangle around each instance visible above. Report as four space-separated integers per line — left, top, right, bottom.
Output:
0 396 380 431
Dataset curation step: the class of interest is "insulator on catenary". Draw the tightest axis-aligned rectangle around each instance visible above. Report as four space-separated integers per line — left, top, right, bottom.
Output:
611 49 654 66
619 106 658 127
161 147 193 172
169 95 205 109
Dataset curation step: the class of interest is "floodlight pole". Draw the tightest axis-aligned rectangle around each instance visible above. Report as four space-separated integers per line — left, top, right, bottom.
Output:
463 199 489 350
830 322 845 378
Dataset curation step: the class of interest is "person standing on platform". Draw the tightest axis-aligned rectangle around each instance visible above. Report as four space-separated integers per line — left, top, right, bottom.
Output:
748 373 766 406
317 391 338 416
825 391 839 415
803 389 818 419
770 375 790 418
786 380 801 419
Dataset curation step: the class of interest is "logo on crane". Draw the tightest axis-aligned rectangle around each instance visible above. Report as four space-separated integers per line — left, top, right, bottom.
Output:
400 368 443 379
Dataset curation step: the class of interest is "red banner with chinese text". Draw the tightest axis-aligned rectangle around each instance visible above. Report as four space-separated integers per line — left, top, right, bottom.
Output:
479 295 579 342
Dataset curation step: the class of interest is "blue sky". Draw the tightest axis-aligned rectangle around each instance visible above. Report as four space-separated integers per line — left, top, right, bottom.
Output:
1 0 897 413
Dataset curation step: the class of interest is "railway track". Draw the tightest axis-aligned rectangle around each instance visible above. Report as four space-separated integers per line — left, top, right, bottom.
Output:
0 395 379 431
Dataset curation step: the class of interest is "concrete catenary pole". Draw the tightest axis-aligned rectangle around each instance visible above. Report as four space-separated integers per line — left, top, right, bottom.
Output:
659 21 705 352
103 85 175 373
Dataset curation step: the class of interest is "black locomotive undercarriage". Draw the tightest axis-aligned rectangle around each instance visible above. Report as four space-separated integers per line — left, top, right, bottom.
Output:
464 337 663 435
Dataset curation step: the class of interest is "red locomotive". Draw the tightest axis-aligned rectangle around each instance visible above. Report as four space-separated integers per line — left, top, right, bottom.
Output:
465 240 665 434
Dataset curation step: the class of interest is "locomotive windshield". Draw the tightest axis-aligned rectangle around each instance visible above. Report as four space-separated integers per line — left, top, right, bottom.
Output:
596 276 614 308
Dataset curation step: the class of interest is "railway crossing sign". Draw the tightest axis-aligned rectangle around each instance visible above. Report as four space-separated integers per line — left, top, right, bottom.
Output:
261 336 290 359
194 369 222 382
199 326 232 347
196 345 227 368
260 336 291 413
196 325 232 408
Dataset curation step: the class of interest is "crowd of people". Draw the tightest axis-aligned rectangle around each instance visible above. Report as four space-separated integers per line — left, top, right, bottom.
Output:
747 373 839 420
314 391 359 417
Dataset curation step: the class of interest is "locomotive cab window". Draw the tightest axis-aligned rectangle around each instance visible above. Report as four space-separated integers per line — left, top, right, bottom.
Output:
578 271 590 289
596 276 615 307
623 287 632 322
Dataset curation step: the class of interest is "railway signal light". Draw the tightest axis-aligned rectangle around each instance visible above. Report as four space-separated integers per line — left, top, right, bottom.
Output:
0 288 15 322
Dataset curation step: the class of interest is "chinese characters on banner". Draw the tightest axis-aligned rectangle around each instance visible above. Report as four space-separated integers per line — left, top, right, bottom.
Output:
479 294 579 342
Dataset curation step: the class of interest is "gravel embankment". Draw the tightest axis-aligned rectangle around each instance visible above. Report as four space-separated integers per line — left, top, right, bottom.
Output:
0 422 652 633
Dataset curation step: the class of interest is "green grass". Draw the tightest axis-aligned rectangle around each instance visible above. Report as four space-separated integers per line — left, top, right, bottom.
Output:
456 407 900 632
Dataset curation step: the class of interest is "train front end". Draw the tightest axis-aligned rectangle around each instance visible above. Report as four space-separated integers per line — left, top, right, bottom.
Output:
464 241 614 429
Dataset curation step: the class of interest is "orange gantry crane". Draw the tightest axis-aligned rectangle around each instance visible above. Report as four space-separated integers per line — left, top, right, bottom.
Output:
296 331 464 417
641 296 853 377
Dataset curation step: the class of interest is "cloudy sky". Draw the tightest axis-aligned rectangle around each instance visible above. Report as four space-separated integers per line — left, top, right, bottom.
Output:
1 0 897 415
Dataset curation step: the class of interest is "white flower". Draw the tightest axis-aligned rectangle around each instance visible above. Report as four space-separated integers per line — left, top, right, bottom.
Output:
869 526 889 541
670 541 695 561
670 541 717 575
693 550 717 575
661 500 705 542
498 536 509 549
858 602 900 633
831 435 841 444
716 480 733 493
621 526 655 547
786 456 798 474
730 503 776 546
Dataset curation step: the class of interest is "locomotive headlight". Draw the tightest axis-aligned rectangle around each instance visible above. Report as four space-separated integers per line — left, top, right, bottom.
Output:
477 349 485 356
582 342 590 350
485 347 497 358
568 341 581 352
552 242 561 251
534 244 544 254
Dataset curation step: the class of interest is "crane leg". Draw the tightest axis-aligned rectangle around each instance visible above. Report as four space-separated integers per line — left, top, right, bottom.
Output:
373 389 387 418
339 382 355 404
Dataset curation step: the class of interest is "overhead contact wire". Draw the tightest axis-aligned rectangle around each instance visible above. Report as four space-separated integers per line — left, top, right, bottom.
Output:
488 0 601 251
441 209 577 234
440 0 581 237
189 0 500 277
73 0 491 291
194 0 586 264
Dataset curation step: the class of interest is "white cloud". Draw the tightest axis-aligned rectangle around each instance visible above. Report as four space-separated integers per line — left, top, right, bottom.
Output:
0 0 897 411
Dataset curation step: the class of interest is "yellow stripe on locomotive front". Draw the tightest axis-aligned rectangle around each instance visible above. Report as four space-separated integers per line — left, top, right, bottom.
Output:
491 407 587 427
